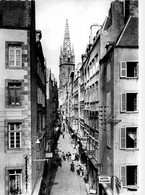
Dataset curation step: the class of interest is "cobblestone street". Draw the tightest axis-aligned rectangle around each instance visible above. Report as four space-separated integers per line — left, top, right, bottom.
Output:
49 131 88 195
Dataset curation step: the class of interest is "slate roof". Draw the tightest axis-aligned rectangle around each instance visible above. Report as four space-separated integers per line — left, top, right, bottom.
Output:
0 1 31 28
116 16 138 47
102 16 111 31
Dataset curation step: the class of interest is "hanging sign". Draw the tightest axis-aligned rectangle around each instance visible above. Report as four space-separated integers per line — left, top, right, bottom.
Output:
99 176 111 183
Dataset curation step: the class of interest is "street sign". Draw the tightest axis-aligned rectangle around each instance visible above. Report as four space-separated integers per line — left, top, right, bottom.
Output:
99 176 111 183
45 152 53 158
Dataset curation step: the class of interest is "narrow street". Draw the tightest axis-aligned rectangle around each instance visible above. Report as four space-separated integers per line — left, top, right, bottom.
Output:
49 130 88 195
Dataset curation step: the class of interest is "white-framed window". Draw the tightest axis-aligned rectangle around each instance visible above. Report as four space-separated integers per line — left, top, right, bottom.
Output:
121 165 138 188
121 93 138 112
120 61 138 78
8 123 22 149
8 169 22 195
9 46 22 67
120 127 138 149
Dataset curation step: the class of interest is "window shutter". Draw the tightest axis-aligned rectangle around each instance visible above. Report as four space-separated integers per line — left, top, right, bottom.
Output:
134 62 138 78
121 93 126 112
120 61 127 77
22 44 28 67
5 42 9 68
120 128 126 149
5 168 9 194
135 128 138 148
121 166 126 186
134 166 137 185
5 82 9 107
136 93 138 111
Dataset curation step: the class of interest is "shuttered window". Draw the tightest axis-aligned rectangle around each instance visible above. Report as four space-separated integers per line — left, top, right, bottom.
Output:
5 80 23 107
8 83 21 106
121 93 138 112
120 127 137 149
121 165 138 187
120 61 138 78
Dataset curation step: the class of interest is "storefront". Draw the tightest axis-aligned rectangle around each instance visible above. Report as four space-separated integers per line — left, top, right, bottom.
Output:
87 156 98 194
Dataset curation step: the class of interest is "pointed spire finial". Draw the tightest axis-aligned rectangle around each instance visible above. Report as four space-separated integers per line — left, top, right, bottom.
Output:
59 19 75 65
63 19 71 54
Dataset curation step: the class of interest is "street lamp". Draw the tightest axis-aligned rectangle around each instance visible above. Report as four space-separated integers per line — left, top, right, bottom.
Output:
36 138 40 144
31 132 45 144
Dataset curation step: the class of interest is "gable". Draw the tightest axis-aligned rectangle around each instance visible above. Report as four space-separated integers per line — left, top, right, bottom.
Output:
116 17 138 47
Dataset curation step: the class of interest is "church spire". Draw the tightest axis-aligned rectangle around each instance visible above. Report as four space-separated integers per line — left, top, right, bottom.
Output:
63 19 71 54
59 19 75 65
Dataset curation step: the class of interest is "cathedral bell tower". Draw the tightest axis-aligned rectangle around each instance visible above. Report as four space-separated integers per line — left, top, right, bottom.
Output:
59 19 75 105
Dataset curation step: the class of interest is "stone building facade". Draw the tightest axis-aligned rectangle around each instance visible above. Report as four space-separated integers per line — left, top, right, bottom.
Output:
0 1 47 194
66 0 139 194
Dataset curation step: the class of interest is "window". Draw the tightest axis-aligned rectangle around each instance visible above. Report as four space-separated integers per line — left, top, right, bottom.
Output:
121 165 138 188
7 82 22 106
120 127 137 149
9 169 22 195
120 61 138 78
8 123 22 149
121 93 138 112
9 46 22 67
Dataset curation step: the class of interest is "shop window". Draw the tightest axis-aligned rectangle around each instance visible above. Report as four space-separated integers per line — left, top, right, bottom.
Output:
8 123 22 149
120 61 138 78
120 127 137 149
121 165 138 188
8 169 22 195
121 93 138 112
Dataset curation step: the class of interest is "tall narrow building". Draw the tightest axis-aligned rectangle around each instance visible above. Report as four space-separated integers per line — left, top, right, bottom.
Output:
59 19 75 107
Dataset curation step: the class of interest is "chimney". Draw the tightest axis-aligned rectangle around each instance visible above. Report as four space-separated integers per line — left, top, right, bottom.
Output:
111 0 124 31
124 0 138 23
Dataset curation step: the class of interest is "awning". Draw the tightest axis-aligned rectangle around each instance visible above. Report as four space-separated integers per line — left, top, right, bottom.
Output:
101 183 112 195
87 154 98 169
32 176 42 195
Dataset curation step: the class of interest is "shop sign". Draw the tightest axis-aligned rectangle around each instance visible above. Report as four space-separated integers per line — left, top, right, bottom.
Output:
99 176 111 183
89 188 96 194
45 152 53 158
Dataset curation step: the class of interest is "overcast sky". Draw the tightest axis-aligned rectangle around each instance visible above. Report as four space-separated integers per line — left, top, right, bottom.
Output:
35 0 113 82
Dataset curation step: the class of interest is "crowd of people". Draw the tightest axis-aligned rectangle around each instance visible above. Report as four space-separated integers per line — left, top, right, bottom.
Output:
55 120 88 183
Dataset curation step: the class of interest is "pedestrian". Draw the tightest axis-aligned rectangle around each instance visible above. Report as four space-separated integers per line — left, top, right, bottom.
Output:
70 161 75 172
79 165 83 176
76 164 80 175
68 152 71 161
66 152 69 161
58 157 62 167
75 153 79 161
61 152 66 161
71 153 75 161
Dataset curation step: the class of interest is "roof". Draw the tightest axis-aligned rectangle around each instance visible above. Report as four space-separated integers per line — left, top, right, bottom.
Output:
116 16 138 47
0 1 32 28
102 16 111 31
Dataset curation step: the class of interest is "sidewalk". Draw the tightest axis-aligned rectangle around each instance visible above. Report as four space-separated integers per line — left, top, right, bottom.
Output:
49 130 89 195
